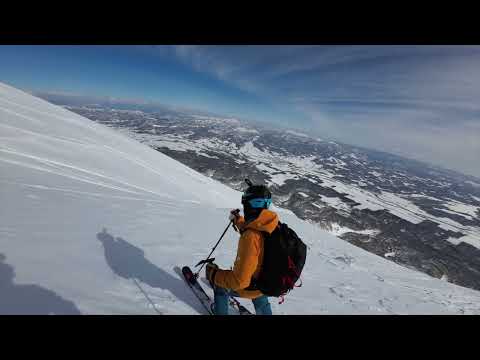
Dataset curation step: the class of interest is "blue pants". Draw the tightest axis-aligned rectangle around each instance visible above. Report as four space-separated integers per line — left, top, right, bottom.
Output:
213 286 272 315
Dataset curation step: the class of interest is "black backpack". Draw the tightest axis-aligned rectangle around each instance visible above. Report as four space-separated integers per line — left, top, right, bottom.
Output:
249 222 307 299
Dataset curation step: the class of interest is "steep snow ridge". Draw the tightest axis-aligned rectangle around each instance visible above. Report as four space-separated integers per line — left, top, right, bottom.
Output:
61 106 480 292
2 81 480 315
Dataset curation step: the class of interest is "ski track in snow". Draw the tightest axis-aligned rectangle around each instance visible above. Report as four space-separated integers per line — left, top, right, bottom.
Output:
0 180 180 206
0 154 148 197
2 81 480 314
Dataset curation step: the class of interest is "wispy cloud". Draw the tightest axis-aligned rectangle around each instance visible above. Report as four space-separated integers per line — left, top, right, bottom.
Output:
159 45 480 178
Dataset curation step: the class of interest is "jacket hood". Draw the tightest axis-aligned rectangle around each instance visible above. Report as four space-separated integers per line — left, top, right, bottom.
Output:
245 209 278 234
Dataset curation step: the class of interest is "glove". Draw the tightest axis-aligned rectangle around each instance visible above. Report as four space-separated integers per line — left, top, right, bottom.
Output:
205 262 219 288
229 208 241 221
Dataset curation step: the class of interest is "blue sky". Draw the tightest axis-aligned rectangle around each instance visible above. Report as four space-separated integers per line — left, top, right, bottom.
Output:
0 45 301 123
0 45 479 177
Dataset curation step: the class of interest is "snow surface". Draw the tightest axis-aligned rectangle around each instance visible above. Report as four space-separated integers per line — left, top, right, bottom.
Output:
2 82 480 315
324 222 380 237
446 235 480 249
235 127 259 134
465 180 480 188
434 207 474 221
285 130 309 137
269 172 298 186
445 201 479 219
408 193 442 201
318 194 351 212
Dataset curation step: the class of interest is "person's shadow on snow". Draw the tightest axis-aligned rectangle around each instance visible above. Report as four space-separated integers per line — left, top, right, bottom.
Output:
96 228 206 314
0 253 81 315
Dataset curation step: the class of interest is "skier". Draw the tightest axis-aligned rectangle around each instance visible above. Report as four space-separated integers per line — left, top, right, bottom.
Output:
205 182 276 315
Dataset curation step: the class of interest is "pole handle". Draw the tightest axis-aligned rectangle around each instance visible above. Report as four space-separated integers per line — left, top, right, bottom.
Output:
231 208 240 232
195 257 215 267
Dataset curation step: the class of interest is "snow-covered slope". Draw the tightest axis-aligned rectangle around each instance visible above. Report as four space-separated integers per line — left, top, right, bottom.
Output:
1 81 480 314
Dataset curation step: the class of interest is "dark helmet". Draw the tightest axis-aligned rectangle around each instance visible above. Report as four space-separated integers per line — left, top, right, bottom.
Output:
241 179 272 210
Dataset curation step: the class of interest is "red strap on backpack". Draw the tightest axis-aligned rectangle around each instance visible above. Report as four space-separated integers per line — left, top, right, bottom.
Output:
287 256 303 288
288 256 301 277
277 257 303 305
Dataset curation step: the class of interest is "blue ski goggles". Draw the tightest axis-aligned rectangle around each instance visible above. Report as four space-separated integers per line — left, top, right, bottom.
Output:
243 197 272 209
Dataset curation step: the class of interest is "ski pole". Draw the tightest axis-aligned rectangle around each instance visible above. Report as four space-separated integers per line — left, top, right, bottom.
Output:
194 220 232 278
194 222 232 278
194 209 240 278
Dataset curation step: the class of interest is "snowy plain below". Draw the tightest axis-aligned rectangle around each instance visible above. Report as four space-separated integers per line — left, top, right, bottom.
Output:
1 81 480 315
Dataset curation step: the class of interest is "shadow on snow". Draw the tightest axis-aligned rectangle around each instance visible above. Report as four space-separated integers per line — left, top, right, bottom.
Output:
97 228 206 314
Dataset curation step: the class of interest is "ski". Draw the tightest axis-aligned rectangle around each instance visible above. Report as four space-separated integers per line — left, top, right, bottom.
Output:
200 277 252 315
229 296 252 315
181 266 252 315
182 266 214 315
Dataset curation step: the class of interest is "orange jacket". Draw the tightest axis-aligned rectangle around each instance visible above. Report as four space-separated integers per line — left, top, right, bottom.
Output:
214 209 279 299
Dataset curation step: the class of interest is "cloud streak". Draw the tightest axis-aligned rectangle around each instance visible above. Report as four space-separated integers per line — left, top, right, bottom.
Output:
160 45 480 178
